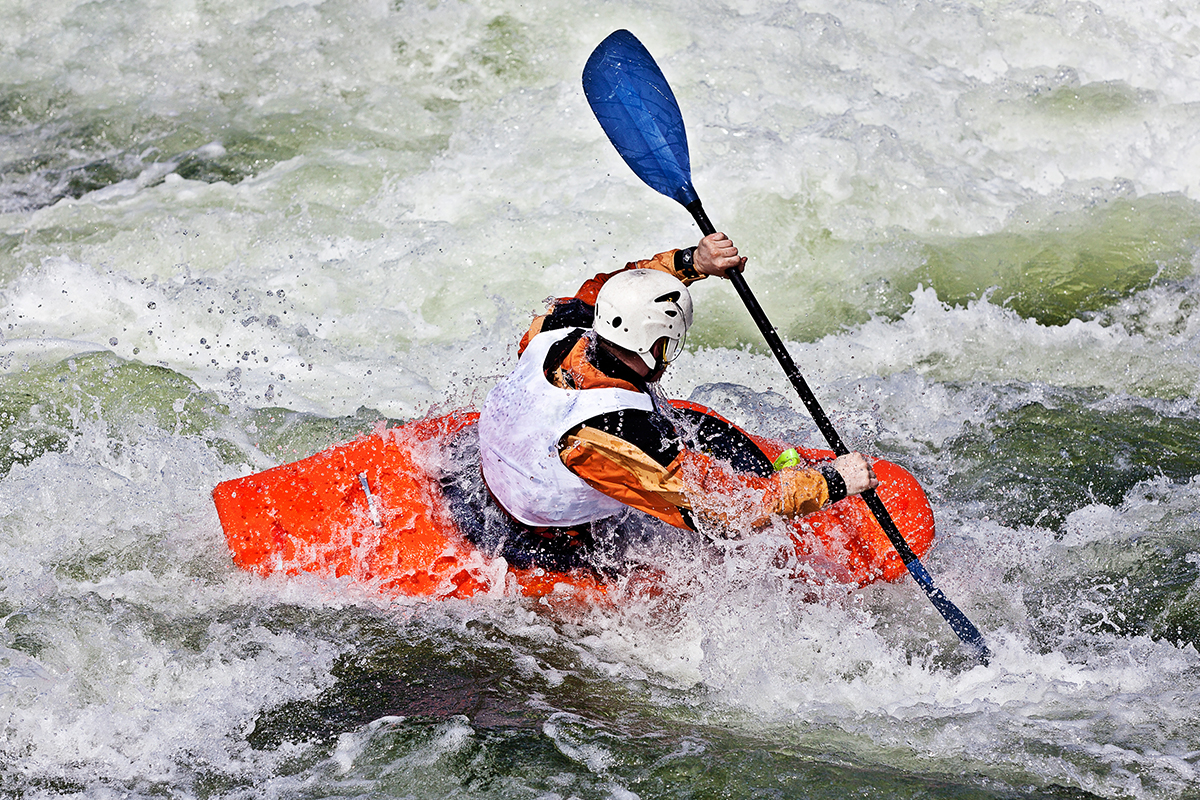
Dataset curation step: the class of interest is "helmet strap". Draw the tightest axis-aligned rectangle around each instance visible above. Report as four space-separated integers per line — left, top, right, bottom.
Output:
594 335 656 384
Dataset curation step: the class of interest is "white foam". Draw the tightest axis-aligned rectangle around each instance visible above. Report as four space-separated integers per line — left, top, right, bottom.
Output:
2 0 1200 794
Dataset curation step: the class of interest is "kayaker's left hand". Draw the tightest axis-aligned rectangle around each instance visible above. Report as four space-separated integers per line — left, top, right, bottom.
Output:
695 232 746 278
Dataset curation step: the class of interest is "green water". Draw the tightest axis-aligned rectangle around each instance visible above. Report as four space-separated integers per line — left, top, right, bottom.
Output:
945 388 1200 531
919 195 1200 327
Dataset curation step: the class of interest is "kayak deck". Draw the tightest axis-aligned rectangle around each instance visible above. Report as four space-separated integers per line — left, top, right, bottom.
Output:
213 406 934 601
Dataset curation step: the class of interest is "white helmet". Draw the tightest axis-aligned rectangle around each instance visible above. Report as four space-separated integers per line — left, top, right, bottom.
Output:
593 269 694 371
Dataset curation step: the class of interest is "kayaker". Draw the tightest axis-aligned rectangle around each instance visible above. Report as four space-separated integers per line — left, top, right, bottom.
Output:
450 233 878 575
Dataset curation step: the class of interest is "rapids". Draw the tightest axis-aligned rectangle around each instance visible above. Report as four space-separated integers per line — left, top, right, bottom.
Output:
2 0 1199 797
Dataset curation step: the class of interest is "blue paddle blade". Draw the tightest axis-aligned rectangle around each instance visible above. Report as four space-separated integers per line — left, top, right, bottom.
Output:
582 30 699 207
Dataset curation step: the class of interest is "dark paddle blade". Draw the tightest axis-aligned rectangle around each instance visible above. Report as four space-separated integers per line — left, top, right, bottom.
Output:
582 29 991 663
582 30 699 207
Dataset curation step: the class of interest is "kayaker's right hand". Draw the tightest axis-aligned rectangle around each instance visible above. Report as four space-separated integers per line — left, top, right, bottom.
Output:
832 453 879 496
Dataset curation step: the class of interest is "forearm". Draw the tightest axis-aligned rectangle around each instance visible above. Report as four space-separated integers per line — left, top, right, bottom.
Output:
560 428 839 534
678 450 831 529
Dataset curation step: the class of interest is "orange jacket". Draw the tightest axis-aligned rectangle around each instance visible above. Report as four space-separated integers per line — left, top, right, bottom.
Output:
513 251 839 534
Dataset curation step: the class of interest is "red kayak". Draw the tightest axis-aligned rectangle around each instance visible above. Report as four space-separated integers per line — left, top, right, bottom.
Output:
213 402 934 601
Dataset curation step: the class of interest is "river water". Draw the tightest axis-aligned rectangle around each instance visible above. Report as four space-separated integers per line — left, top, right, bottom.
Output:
2 0 1199 797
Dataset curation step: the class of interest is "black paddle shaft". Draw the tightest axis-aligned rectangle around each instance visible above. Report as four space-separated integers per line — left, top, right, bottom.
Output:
688 198 924 568
689 200 990 656
581 27 989 660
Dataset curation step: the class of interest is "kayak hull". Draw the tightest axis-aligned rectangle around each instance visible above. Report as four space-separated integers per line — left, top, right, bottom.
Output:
213 405 934 600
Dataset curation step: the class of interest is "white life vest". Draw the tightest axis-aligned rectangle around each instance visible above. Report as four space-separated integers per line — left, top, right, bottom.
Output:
479 328 656 527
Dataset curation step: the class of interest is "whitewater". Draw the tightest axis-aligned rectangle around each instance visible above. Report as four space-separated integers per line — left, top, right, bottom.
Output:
2 0 1199 797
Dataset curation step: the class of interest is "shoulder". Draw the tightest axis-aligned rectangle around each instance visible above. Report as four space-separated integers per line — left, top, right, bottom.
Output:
551 333 642 393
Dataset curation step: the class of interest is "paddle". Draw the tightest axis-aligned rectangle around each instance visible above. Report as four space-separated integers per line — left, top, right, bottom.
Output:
583 29 991 662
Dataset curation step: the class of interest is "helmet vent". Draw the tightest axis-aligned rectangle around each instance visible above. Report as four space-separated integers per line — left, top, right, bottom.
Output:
611 316 622 328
